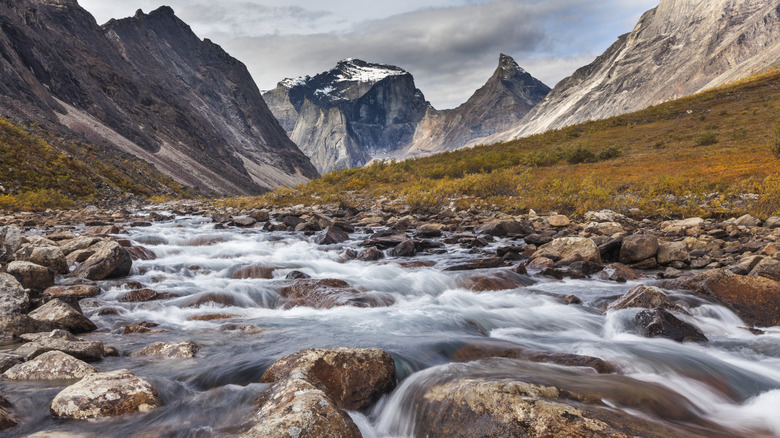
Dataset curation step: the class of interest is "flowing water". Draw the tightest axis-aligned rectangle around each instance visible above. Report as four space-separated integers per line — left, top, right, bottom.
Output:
3 213 780 437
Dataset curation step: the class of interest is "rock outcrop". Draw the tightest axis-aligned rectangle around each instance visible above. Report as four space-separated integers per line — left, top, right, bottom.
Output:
500 0 780 139
0 2 317 195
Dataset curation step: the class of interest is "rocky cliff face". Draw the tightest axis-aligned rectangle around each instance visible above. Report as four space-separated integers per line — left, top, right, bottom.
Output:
406 54 550 156
501 0 780 139
0 1 317 195
264 59 430 173
265 55 549 172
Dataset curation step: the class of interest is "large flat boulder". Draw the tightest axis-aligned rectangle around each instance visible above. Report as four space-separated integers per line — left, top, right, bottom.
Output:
130 342 200 359
50 369 162 419
14 329 106 361
7 261 54 292
71 241 132 280
261 347 396 411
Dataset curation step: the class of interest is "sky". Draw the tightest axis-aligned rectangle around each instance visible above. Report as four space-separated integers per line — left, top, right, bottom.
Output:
80 0 660 109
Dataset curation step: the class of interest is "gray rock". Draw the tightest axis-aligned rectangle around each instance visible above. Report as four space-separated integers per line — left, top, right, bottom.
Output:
765 217 780 229
0 354 23 373
0 226 22 264
14 329 105 361
749 258 780 282
0 273 29 315
619 234 659 265
314 226 349 245
0 314 57 339
71 241 132 280
533 237 601 265
28 299 97 334
50 369 162 419
734 214 761 227
14 245 69 275
129 341 200 359
390 240 416 257
635 308 708 343
3 350 96 380
657 241 690 266
6 261 54 292
59 236 102 256
608 285 676 311
0 392 17 431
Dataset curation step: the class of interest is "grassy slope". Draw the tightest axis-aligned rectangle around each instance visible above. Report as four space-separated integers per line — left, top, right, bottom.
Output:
0 118 197 210
222 69 780 219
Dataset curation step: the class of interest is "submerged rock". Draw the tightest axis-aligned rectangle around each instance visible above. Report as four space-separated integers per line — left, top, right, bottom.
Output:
0 392 17 432
461 270 535 292
2 350 96 380
130 341 200 359
119 288 179 302
278 279 394 309
635 308 708 343
50 369 162 419
261 347 397 411
450 342 615 374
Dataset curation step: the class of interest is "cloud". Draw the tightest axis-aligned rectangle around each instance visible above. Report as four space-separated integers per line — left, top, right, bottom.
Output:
79 0 660 109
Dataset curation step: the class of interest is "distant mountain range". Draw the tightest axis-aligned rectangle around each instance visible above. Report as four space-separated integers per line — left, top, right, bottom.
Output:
0 1 318 195
264 55 550 173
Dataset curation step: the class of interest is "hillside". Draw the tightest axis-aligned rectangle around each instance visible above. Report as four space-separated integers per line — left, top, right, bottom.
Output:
225 69 780 219
0 117 196 211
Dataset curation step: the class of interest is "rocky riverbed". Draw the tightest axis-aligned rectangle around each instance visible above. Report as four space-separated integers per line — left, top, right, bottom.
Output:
0 202 779 437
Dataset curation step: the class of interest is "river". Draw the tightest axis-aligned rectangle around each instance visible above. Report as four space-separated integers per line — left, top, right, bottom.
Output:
3 212 780 437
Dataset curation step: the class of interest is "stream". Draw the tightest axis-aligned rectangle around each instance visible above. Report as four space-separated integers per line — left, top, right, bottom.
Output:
2 212 780 437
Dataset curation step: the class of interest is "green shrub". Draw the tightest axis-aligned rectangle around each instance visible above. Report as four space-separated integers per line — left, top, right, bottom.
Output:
598 145 623 160
771 124 780 158
695 131 719 146
566 146 597 164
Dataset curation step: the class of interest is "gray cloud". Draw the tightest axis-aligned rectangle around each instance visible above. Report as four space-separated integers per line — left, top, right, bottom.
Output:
79 0 659 108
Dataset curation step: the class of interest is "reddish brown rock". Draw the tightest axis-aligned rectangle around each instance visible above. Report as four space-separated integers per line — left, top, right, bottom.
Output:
0 393 17 432
125 246 156 261
231 266 276 280
619 234 659 265
664 269 780 327
260 347 397 411
461 270 534 292
28 299 97 334
596 263 643 283
119 289 179 303
42 285 101 301
184 293 237 308
278 279 394 309
451 343 615 374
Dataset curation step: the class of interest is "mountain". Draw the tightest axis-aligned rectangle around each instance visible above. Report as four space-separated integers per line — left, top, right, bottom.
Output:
264 59 430 173
500 0 780 139
264 55 549 173
406 54 550 156
0 1 318 195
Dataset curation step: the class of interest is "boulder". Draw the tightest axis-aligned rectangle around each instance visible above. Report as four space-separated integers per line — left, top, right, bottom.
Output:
2 350 96 380
619 234 659 265
119 289 180 302
588 221 625 236
608 285 677 311
0 354 23 373
660 218 705 234
390 240 416 257
28 299 97 333
7 261 54 292
230 266 276 280
444 257 506 271
461 270 535 292
0 393 17 432
0 226 22 264
584 210 624 223
450 342 614 374
125 246 156 261
71 241 132 280
0 273 29 315
260 347 397 411
50 369 162 419
314 227 350 245
595 263 643 283
533 237 601 265
748 258 780 282
475 219 527 237
664 269 780 327
42 285 101 301
734 214 761 227
358 247 384 261
130 341 200 359
635 308 708 342
66 249 95 264
14 329 105 361
657 241 690 266
15 245 69 275
415 378 636 438
278 279 394 309
765 216 780 229
527 257 555 271
240 376 361 438
85 225 123 235
0 314 57 340
232 216 257 228
59 236 102 256
547 215 570 227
